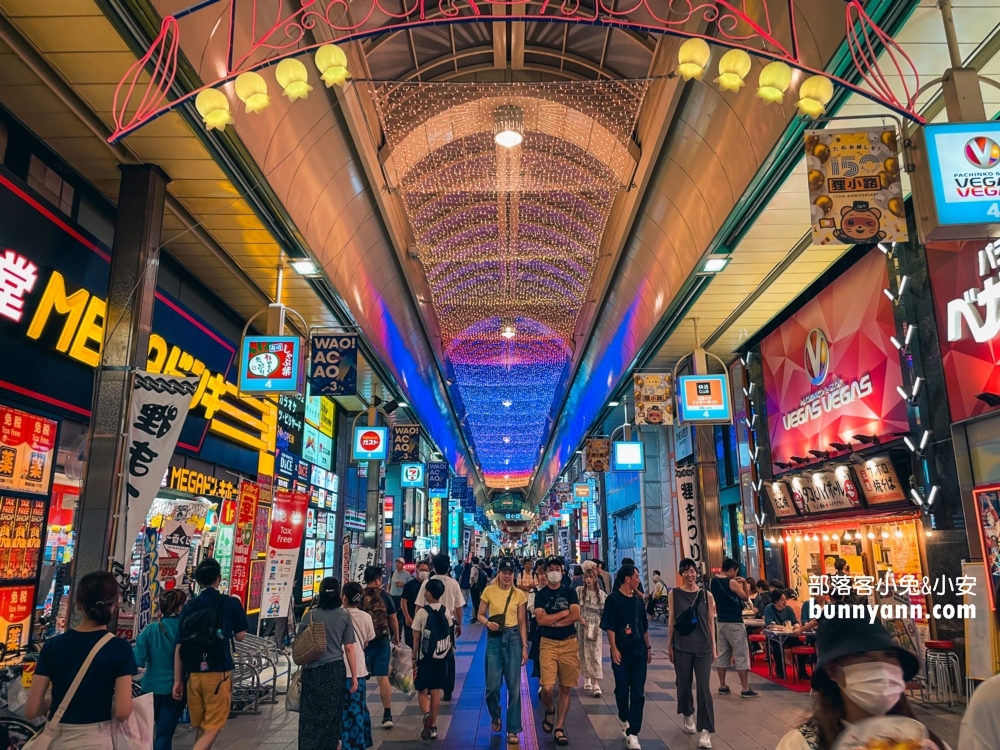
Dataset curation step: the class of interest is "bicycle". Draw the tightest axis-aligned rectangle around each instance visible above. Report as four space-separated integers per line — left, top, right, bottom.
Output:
0 647 41 750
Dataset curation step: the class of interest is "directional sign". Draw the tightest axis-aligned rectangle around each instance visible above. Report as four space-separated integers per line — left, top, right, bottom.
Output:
239 335 302 394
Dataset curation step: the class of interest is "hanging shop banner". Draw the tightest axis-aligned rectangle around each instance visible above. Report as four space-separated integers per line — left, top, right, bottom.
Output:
765 481 799 518
973 485 1000 612
0 496 46 581
0 406 58 497
761 248 907 466
461 484 476 513
584 438 611 472
158 521 194 592
790 468 862 514
676 374 733 424
230 480 260 607
855 455 906 505
390 423 420 463
309 333 358 396
430 496 442 539
804 127 907 245
121 372 198 563
927 240 1000 421
401 462 425 488
136 526 159 634
215 499 237 595
352 425 388 461
674 424 693 461
238 335 302 395
554 482 572 509
349 546 378 583
262 488 308 618
633 372 674 425
449 475 467 500
676 464 703 569
0 584 33 651
427 462 449 491
580 503 590 543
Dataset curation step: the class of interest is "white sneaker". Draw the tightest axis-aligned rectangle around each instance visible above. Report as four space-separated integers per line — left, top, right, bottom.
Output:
593 685 602 697
584 679 593 691
620 720 629 737
626 734 641 750
698 730 712 749
682 715 696 734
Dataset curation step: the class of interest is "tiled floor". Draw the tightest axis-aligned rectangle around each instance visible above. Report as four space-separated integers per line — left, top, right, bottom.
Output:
172 620 964 750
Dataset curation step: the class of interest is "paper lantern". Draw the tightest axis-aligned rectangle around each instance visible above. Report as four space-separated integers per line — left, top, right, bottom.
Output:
676 38 711 82
275 59 313 102
796 75 834 118
315 44 351 88
756 61 792 104
714 49 752 92
234 72 271 114
195 89 234 131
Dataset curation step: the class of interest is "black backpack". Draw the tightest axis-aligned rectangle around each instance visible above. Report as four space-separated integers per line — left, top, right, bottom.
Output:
179 596 227 670
419 605 452 660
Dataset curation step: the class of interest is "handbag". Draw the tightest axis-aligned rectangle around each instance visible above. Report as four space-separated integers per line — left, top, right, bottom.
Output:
292 610 327 665
673 589 704 637
487 588 515 638
23 632 114 750
285 669 302 713
112 691 154 750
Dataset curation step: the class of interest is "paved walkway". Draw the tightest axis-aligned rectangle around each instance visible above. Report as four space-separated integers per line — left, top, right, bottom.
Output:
173 620 963 750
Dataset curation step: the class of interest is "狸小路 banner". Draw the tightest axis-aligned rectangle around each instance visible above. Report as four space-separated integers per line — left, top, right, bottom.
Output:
584 438 610 472
633 373 673 425
804 127 907 246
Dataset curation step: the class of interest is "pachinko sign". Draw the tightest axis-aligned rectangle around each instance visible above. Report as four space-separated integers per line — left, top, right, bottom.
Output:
761 249 907 466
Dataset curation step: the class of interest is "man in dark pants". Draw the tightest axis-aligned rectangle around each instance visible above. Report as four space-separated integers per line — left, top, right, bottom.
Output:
602 563 651 750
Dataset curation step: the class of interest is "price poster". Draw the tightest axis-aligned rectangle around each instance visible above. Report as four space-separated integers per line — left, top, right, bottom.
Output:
0 585 33 652
0 407 58 497
262 489 307 618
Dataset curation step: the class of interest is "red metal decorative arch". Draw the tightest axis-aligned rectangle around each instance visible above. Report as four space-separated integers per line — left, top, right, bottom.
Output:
109 0 924 143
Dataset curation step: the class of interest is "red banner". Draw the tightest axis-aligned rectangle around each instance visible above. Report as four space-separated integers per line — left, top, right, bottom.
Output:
761 249 908 465
927 239 1000 422
0 585 33 651
262 489 307 618
229 480 260 607
0 407 57 497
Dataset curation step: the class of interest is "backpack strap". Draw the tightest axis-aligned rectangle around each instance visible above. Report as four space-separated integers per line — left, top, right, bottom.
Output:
50 632 114 727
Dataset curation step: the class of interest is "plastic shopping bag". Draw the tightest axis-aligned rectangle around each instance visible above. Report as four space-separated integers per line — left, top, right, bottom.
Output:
112 692 154 750
389 643 414 694
286 669 302 712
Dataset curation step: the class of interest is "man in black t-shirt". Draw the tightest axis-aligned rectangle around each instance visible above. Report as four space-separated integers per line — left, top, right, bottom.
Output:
601 563 650 748
710 558 757 698
533 556 580 744
174 557 249 749
400 559 430 648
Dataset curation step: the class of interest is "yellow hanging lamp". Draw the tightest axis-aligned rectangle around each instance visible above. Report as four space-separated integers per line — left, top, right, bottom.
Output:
676 38 711 82
315 44 351 88
275 59 313 102
796 75 834 118
714 49 752 92
195 89 234 131
756 61 793 104
234 72 271 114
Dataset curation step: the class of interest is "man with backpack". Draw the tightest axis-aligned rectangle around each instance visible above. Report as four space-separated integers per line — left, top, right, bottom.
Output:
415 553 464 700
362 565 400 728
411 578 453 740
172 558 248 750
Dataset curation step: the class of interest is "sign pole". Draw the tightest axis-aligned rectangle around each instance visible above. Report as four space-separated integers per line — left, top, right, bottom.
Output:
363 382 381 550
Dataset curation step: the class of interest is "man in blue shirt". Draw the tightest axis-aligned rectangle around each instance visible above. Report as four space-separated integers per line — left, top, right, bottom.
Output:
173 557 248 750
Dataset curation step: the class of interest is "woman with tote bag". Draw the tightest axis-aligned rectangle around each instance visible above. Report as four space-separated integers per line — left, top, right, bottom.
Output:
341 582 376 750
25 571 138 750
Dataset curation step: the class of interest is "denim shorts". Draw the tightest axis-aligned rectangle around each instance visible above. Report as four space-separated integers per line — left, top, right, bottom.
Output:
365 637 391 677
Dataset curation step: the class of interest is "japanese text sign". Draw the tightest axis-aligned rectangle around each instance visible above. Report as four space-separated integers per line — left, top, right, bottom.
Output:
676 464 702 569
856 455 906 504
584 438 610 473
676 374 732 424
262 488 308 618
238 335 302 395
230 480 260 607
633 372 673 425
0 405 57 497
352 425 388 461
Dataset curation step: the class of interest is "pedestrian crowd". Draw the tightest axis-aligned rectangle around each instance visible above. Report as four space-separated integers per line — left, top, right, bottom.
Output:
16 554 1000 750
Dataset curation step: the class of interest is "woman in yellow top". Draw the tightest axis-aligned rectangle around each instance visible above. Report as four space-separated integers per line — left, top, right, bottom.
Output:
477 557 529 745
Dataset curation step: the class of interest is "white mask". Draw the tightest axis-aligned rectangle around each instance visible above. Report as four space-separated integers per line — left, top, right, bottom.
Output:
652 575 660 582
547 571 562 584
417 571 430 581
840 661 906 716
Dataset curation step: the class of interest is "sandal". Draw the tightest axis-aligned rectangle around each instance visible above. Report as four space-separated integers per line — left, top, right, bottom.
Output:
507 733 519 745
554 728 569 745
492 718 502 733
421 712 432 740
542 711 555 733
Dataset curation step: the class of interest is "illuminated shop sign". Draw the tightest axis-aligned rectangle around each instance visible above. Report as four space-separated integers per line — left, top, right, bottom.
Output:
676 374 732 424
166 465 239 502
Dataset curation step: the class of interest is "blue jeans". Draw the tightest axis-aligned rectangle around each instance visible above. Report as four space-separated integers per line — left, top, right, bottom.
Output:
485 628 523 733
153 693 186 750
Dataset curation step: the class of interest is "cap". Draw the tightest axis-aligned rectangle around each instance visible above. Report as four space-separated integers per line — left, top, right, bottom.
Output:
545 555 566 569
812 614 920 688
396 557 405 564
497 558 516 572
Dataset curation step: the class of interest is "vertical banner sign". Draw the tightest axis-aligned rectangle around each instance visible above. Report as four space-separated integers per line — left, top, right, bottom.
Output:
427 462 449 492
804 127 907 245
262 489 308 618
633 373 674 425
349 546 378 583
230 481 260 607
0 585 33 651
675 465 703 569
449 476 467 500
136 527 159 635
390 424 420 463
584 438 611 472
159 521 194 592
122 373 198 563
214 498 237 595
310 333 358 396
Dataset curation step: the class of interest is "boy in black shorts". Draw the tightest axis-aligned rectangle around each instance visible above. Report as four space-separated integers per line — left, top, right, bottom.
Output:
412 578 454 740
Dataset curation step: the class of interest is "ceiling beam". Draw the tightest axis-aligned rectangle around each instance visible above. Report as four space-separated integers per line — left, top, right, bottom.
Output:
512 22 525 69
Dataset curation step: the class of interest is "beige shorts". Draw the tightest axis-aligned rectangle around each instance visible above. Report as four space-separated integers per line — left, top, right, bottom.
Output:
539 636 580 687
714 622 750 671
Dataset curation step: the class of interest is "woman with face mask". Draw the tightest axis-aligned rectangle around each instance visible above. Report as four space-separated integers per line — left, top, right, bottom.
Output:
775 617 941 750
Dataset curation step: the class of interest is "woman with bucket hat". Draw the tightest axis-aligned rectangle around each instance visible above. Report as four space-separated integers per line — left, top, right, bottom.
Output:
775 616 944 750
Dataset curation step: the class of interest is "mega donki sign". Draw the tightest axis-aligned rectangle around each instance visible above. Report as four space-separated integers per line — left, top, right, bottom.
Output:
761 249 908 465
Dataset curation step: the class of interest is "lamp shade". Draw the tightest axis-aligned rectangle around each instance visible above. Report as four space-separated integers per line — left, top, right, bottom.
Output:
275 58 313 102
756 61 792 104
676 38 711 81
796 75 834 118
234 72 271 114
315 44 351 88
714 49 752 92
195 89 234 131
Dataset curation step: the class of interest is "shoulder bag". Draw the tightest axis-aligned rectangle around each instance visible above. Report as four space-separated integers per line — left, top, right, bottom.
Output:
673 589 704 637
23 632 115 750
487 587 515 637
292 610 327 666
